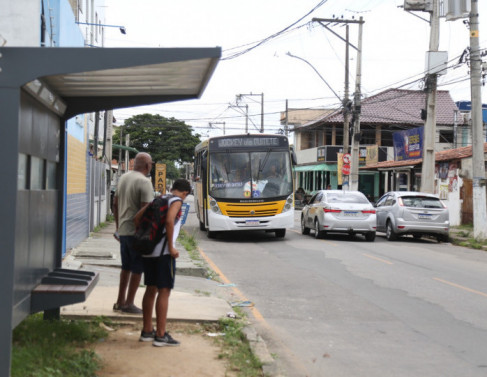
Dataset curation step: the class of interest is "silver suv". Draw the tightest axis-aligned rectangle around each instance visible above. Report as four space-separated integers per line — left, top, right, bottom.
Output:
375 191 450 242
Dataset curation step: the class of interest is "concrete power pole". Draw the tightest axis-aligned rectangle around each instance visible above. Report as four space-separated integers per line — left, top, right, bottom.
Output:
469 0 487 239
312 17 363 190
420 0 440 193
350 17 364 191
343 24 351 154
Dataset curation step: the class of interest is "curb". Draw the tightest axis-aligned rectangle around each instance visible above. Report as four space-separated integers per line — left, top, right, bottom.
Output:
242 325 284 377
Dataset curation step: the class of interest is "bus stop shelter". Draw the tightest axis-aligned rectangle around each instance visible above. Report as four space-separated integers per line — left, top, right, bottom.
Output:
0 46 220 376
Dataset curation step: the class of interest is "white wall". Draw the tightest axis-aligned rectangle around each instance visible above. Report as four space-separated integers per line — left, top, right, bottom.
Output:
0 0 40 46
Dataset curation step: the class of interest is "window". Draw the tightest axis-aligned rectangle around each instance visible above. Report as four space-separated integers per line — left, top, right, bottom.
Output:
18 154 28 190
30 156 44 190
385 196 395 206
46 161 56 190
439 130 454 143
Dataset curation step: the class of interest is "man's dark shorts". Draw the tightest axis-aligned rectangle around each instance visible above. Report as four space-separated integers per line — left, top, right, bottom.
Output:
120 236 144 274
143 255 176 289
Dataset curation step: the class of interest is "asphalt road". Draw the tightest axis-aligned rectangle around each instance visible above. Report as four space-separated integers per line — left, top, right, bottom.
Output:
187 204 487 377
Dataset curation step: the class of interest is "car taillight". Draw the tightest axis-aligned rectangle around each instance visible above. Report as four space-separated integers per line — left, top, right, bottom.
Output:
398 197 404 206
362 210 376 214
324 208 341 213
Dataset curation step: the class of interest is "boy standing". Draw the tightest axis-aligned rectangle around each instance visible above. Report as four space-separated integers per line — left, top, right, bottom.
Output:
139 179 191 346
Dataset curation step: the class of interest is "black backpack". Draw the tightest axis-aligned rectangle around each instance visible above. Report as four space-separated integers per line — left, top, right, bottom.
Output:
133 195 179 255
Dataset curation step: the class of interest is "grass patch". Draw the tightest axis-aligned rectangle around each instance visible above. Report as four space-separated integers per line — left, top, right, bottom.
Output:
12 314 108 377
178 229 199 257
177 229 219 280
178 230 265 376
205 310 263 377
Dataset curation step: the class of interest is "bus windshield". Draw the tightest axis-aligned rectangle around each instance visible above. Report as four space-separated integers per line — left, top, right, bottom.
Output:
209 151 293 199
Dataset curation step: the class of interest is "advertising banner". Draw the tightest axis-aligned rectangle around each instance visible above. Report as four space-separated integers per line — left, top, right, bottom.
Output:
337 152 343 185
155 163 166 194
393 127 423 161
366 145 379 165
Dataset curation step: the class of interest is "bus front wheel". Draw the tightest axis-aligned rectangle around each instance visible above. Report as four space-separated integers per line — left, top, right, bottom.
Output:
275 229 286 238
207 229 217 239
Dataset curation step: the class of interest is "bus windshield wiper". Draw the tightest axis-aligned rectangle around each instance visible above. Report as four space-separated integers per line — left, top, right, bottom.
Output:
256 149 271 181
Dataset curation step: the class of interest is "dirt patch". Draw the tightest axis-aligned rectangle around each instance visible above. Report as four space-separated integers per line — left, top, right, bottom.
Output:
95 323 236 377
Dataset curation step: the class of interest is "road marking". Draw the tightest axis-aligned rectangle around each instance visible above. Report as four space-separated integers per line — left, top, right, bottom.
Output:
433 277 487 298
198 246 311 376
362 253 394 265
197 247 264 321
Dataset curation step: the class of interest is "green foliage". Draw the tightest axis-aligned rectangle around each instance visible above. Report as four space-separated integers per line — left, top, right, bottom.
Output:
12 314 107 377
113 114 201 179
212 317 264 376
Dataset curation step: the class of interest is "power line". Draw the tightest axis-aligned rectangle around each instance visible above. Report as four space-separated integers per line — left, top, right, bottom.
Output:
222 0 329 60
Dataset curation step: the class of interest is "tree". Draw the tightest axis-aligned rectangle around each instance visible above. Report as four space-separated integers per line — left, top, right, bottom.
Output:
113 114 201 179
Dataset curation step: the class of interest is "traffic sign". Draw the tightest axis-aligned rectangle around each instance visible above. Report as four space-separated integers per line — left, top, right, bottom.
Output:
342 163 351 175
342 153 351 164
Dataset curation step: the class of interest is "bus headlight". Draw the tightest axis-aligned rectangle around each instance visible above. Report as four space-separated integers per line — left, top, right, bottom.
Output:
282 194 294 213
209 196 222 214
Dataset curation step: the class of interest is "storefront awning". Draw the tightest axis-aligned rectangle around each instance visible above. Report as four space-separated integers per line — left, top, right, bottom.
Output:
112 144 139 153
294 163 335 172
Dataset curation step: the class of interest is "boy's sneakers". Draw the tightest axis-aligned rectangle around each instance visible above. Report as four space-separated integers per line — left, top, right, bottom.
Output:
153 332 180 347
139 329 156 342
121 304 143 314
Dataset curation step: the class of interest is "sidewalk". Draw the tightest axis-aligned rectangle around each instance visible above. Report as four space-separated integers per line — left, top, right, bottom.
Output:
61 221 231 323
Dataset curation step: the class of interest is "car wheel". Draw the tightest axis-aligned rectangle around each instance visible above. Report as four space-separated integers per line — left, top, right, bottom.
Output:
437 234 449 243
386 221 397 241
301 216 310 235
314 219 324 239
365 232 376 242
275 229 286 238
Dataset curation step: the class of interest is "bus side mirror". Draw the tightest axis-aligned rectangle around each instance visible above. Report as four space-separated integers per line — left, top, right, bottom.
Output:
291 150 297 166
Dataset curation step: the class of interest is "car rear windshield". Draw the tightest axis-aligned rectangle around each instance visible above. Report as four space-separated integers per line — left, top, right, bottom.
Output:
401 196 443 208
326 193 369 204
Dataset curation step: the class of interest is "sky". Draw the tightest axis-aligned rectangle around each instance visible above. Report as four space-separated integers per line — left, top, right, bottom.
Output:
103 0 487 138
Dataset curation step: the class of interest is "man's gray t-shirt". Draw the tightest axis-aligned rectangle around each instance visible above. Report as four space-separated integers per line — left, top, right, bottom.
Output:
116 171 154 236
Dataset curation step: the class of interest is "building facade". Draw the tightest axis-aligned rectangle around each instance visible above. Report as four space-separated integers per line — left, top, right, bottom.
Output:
284 88 459 201
1 0 112 253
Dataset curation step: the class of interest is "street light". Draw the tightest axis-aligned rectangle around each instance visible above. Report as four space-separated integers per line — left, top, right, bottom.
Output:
286 52 341 102
75 22 126 34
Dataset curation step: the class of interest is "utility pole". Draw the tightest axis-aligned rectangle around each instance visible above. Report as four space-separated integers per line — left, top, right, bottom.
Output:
236 93 264 133
343 24 351 154
312 17 363 190
350 17 364 191
285 99 289 137
209 121 226 135
420 0 440 194
228 104 249 133
469 0 487 239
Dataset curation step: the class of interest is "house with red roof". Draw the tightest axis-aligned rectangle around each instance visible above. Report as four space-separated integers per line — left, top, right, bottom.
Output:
285 88 460 201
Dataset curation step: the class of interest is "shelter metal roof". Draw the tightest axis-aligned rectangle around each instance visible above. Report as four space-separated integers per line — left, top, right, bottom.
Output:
0 47 221 118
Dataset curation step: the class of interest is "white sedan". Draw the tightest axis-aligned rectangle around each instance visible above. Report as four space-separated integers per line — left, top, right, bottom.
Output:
301 190 376 241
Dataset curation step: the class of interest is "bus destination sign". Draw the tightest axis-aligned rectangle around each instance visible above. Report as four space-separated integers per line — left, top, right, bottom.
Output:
215 137 283 149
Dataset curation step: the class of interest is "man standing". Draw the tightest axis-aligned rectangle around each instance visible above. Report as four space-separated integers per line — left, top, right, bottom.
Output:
139 179 191 346
112 152 154 314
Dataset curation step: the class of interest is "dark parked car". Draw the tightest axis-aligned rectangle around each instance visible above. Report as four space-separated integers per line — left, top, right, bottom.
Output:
375 191 450 242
